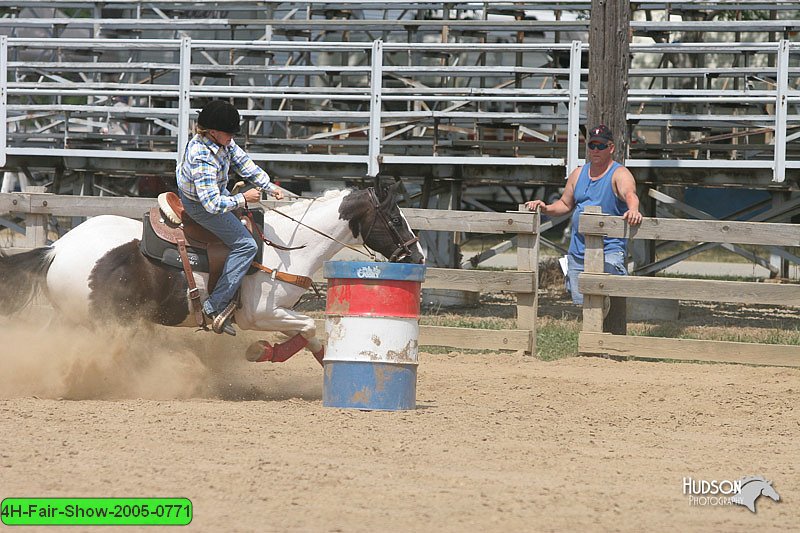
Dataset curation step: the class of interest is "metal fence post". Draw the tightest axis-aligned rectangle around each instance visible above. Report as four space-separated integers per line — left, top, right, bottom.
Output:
177 36 192 162
368 39 384 177
773 39 789 183
0 36 7 168
566 40 582 177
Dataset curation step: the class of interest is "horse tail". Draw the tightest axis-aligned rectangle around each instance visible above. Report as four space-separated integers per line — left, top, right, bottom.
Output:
0 246 55 315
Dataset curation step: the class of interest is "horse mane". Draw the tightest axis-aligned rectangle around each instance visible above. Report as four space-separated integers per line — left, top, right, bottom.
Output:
739 476 768 486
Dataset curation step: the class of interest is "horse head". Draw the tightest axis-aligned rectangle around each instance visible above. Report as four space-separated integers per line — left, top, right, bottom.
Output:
732 476 781 513
339 182 425 264
760 481 780 502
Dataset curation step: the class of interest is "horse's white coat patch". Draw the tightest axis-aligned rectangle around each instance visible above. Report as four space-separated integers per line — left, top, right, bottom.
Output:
47 215 144 322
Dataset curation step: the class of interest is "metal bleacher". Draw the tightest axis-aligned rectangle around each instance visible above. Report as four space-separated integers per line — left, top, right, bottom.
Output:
0 0 799 195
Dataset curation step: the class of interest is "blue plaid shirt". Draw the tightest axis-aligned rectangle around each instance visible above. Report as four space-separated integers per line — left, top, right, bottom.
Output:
176 134 274 214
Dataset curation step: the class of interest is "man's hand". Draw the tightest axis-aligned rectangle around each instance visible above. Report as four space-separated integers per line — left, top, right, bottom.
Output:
270 188 285 200
243 188 262 205
524 200 547 214
623 209 643 226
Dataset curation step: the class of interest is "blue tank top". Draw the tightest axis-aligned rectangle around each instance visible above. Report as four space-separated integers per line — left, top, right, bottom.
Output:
568 161 628 261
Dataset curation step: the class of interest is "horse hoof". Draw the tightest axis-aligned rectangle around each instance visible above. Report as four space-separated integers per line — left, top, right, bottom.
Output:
246 340 271 362
246 335 308 363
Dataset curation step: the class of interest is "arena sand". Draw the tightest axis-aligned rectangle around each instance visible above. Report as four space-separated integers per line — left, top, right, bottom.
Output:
0 315 797 532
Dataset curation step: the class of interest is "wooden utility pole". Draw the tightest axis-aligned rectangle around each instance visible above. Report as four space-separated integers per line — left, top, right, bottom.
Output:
589 0 632 334
588 0 631 162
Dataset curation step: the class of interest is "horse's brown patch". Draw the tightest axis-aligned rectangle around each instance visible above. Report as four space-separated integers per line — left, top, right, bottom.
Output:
88 240 189 326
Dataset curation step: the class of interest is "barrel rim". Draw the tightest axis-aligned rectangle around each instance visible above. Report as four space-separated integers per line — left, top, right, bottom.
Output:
323 260 427 282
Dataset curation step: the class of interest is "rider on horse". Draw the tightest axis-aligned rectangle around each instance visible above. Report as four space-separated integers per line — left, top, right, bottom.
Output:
176 100 284 336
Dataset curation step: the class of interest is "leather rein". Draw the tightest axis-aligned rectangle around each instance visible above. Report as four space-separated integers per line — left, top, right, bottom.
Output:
242 211 314 290
253 191 376 260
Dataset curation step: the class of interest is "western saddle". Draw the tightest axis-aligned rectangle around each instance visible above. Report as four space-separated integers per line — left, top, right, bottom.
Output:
141 191 311 328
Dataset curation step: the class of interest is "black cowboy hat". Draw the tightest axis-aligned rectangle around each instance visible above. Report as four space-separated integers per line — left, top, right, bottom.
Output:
197 100 241 134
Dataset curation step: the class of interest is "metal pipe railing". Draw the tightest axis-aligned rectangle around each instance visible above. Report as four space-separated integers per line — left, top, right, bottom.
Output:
1 37 799 180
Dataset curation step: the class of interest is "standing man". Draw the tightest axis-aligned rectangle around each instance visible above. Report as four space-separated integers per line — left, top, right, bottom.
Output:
525 125 642 305
177 100 284 335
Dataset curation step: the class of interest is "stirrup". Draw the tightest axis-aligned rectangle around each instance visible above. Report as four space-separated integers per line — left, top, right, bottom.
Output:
207 301 237 336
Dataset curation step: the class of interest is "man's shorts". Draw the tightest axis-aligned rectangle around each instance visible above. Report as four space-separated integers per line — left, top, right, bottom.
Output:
566 250 627 305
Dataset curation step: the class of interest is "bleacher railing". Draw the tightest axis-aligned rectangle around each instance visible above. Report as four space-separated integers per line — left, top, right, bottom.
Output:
1 37 798 181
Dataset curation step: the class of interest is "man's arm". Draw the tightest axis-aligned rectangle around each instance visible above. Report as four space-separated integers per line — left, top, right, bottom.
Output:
612 166 642 226
524 166 580 216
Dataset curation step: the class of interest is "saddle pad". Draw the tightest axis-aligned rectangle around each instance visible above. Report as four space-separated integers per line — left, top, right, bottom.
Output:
140 210 210 272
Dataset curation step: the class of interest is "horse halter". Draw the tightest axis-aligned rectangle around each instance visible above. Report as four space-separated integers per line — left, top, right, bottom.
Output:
363 187 420 262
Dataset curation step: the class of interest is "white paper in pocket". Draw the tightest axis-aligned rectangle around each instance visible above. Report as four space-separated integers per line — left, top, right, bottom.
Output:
558 255 568 276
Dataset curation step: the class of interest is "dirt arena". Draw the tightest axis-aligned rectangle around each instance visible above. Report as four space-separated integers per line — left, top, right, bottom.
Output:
0 315 796 532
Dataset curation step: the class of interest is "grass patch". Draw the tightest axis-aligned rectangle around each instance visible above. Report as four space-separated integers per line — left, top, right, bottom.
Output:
629 323 800 345
418 315 579 360
418 346 496 355
419 313 514 330
536 318 580 361
656 242 800 264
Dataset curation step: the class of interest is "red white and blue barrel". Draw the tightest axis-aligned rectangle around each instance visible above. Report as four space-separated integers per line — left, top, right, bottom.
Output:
323 261 426 410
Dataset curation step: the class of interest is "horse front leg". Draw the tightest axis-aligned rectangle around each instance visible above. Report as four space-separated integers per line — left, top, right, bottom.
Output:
244 307 324 366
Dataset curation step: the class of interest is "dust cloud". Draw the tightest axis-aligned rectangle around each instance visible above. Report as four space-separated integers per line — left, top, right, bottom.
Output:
0 316 210 399
0 309 292 400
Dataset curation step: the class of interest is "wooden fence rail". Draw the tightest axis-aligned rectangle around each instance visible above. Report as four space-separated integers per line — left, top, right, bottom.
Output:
577 205 800 367
0 191 539 354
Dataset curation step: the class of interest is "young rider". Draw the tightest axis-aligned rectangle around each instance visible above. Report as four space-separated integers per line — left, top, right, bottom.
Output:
176 100 284 335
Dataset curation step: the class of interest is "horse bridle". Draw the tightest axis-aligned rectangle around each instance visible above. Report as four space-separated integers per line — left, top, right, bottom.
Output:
260 187 417 262
363 187 420 262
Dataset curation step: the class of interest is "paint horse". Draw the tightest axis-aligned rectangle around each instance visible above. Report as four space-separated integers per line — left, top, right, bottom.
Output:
0 184 424 364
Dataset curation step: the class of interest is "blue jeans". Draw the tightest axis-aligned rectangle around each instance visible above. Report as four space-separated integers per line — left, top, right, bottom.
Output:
566 250 627 305
178 191 258 313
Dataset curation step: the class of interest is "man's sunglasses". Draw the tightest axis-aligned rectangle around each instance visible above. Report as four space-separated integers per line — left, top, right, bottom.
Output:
587 142 609 150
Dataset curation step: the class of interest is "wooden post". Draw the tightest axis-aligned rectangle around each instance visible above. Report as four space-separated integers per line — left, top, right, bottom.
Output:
769 191 790 279
589 0 630 332
516 207 539 355
588 0 631 161
582 206 605 333
24 186 48 248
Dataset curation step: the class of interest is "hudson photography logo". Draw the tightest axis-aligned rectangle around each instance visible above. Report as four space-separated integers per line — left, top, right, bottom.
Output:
683 476 781 512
